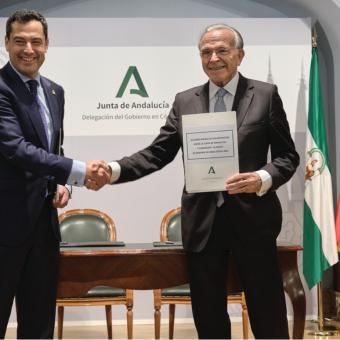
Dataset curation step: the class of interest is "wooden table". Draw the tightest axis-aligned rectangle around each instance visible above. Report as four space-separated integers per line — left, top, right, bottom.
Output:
58 243 305 339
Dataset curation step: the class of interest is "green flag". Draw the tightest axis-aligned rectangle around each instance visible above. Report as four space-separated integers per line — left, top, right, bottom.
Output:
303 46 338 289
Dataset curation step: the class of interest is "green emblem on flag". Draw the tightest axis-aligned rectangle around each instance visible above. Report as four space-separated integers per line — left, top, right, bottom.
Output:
305 148 325 181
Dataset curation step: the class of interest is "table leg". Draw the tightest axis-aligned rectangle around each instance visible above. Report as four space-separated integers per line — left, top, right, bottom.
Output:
154 289 161 339
281 252 306 339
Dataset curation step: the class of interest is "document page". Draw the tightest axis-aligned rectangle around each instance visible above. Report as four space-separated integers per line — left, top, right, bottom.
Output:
182 111 239 193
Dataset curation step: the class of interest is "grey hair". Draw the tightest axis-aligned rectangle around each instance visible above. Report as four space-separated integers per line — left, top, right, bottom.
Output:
198 23 244 50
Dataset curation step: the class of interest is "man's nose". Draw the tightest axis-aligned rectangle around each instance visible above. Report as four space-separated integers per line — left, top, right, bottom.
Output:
24 42 34 53
210 51 220 61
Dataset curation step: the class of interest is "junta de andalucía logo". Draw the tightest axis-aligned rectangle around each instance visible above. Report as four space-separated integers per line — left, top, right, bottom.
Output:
116 66 148 98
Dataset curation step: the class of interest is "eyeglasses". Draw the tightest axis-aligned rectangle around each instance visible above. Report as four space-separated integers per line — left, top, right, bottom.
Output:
200 48 235 59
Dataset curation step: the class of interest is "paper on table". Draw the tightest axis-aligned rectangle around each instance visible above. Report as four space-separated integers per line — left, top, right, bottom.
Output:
182 111 239 193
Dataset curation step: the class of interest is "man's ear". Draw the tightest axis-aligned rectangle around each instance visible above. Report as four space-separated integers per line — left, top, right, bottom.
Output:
237 49 245 66
45 37 49 51
5 37 9 52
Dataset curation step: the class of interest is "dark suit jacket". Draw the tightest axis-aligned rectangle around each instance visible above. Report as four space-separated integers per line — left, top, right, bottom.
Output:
0 62 73 246
117 74 299 251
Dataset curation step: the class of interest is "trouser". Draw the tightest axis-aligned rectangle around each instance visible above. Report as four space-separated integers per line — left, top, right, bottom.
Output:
186 204 289 339
0 201 59 339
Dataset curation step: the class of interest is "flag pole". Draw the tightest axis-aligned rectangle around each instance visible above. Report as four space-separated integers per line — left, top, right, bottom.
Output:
318 282 324 330
307 281 339 336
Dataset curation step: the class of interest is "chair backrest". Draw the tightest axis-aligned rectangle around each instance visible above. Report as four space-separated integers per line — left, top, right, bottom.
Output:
160 207 181 242
58 209 116 242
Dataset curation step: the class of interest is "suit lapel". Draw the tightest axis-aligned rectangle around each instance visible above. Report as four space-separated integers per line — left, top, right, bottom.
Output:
233 74 254 129
40 77 59 152
2 63 50 150
193 82 209 113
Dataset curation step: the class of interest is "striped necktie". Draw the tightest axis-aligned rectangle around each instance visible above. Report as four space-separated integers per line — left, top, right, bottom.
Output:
27 80 50 150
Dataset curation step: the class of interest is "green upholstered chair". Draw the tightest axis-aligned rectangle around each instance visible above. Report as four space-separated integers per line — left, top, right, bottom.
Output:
153 207 249 339
57 209 133 339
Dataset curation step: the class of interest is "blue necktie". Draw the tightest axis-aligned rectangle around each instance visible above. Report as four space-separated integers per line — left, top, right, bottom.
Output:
214 88 228 112
27 80 50 150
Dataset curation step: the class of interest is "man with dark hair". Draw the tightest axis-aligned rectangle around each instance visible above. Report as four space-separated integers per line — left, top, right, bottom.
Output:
5 9 48 40
99 24 299 338
0 9 110 338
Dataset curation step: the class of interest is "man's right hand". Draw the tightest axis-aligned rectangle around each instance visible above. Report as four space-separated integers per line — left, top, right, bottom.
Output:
85 160 112 191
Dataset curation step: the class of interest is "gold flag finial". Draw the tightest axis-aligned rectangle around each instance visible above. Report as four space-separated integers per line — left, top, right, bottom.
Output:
312 26 317 48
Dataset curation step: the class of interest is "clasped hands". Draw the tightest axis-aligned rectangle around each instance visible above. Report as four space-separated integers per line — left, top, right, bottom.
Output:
85 160 112 191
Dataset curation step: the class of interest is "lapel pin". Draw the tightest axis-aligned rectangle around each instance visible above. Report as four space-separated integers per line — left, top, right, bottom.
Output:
52 89 56 95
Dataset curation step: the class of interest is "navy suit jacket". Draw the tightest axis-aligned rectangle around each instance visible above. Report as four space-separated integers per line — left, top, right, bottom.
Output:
116 74 300 251
0 63 73 246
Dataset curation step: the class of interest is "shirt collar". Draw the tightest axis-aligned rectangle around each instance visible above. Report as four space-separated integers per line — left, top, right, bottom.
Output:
9 61 41 86
209 72 239 101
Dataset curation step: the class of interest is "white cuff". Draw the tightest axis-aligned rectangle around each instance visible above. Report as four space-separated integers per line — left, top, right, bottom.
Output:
66 160 86 186
255 170 272 196
108 161 121 183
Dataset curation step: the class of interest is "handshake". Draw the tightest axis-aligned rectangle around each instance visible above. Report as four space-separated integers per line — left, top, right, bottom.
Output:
85 160 112 191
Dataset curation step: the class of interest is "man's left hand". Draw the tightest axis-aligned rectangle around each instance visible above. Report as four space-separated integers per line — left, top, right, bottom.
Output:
226 172 262 194
53 185 70 208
